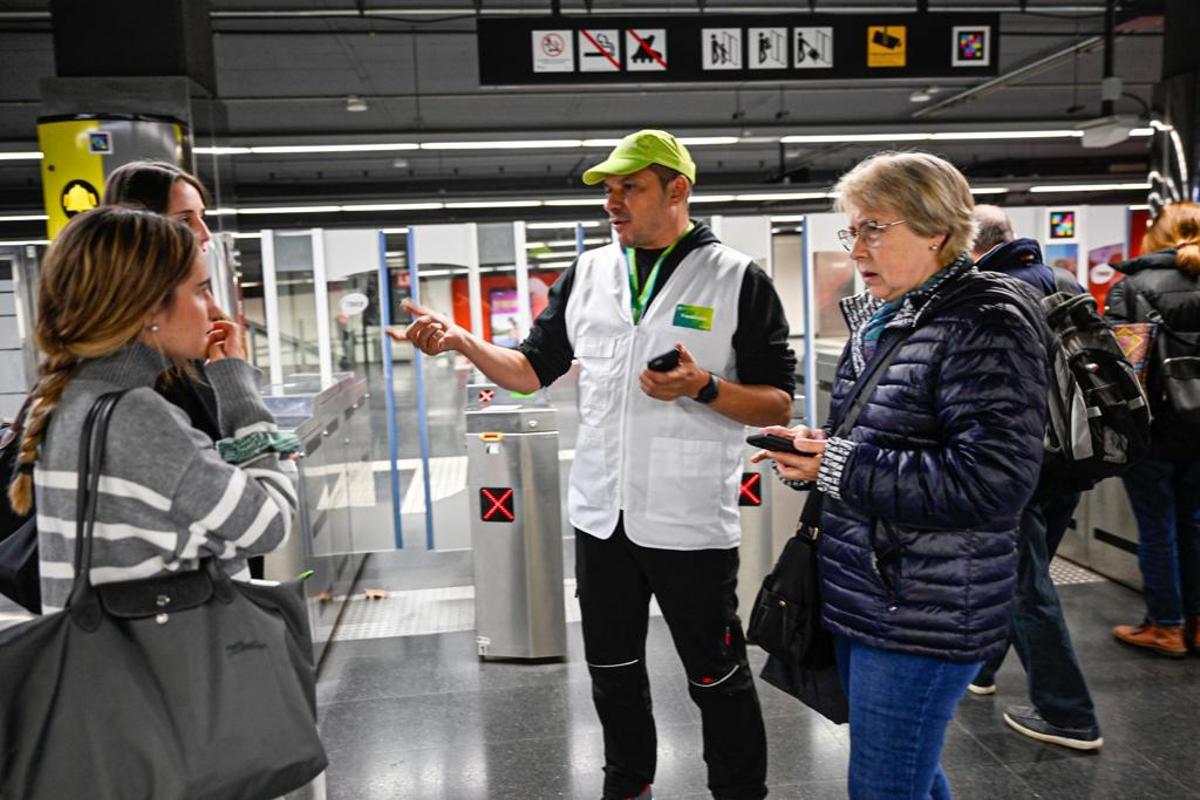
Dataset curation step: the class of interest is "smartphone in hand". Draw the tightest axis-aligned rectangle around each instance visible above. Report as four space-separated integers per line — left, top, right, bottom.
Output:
745 432 815 457
647 349 681 372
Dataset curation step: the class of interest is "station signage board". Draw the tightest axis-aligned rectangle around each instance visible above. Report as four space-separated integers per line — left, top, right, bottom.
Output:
478 14 998 86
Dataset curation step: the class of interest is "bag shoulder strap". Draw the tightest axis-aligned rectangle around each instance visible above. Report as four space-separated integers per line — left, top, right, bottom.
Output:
66 390 129 621
799 329 914 532
833 329 914 438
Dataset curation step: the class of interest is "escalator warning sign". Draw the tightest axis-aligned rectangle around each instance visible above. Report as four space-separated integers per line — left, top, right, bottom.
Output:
867 26 906 68
60 179 100 218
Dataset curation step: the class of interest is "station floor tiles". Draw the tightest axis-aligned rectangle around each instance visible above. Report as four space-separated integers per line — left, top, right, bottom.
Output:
311 566 1200 800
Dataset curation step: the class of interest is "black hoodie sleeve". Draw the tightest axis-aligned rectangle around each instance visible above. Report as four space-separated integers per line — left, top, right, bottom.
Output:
733 263 796 396
516 259 578 387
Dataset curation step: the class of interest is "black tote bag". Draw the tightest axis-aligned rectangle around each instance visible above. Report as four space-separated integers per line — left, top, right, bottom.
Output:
0 391 327 800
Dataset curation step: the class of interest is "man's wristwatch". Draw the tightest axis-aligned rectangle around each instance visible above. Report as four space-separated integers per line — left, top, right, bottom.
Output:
693 371 719 404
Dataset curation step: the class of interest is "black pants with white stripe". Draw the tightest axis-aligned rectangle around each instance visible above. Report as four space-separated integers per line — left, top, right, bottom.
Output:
576 517 768 800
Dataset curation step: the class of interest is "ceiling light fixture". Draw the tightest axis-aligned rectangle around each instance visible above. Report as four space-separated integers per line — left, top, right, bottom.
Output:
1028 182 1151 193
969 187 1010 195
345 95 369 113
0 213 48 222
421 140 584 150
526 221 603 230
0 151 44 161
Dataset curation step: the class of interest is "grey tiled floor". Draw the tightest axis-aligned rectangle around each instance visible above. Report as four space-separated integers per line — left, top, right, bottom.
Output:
313 573 1200 800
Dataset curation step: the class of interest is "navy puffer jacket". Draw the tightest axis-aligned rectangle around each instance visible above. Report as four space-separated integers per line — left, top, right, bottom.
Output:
818 268 1048 663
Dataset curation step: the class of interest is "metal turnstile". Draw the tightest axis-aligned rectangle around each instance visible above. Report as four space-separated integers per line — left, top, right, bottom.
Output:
465 404 567 660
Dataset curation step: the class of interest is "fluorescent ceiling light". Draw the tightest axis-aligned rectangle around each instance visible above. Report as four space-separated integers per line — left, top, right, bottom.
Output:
677 137 741 146
969 187 1010 195
931 130 1080 141
769 215 807 222
340 202 444 212
421 140 583 151
537 260 575 270
781 133 930 144
544 198 602 207
229 231 262 239
1028 182 1150 193
0 239 49 246
0 151 43 161
0 213 48 222
526 220 602 229
209 207 239 216
382 227 410 234
445 200 544 209
528 237 605 249
237 205 342 215
254 143 419 154
781 130 1084 145
732 191 833 201
581 139 622 148
194 146 253 156
1128 204 1151 210
690 194 737 203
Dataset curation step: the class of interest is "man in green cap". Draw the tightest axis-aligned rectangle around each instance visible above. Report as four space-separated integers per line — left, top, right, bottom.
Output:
396 129 795 800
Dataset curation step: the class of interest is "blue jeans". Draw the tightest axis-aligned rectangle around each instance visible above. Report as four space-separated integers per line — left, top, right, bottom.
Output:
834 636 981 800
1121 458 1200 626
974 491 1097 729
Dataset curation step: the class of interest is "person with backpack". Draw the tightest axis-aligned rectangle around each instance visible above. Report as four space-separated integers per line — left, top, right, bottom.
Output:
757 153 1048 799
1105 201 1200 657
967 206 1104 751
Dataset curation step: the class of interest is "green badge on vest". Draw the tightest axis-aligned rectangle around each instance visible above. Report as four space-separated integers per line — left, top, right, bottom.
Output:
673 304 714 331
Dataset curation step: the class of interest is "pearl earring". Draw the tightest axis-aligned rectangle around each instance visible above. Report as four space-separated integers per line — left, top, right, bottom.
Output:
150 323 160 333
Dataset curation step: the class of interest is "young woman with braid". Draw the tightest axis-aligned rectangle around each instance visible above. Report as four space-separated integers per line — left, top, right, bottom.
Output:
9 206 296 614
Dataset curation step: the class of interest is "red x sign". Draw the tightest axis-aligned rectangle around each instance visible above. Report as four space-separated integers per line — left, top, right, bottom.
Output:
478 388 495 404
480 487 515 522
739 472 763 507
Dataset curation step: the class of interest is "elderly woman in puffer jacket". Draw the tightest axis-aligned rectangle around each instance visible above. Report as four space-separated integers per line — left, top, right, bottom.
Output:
753 152 1048 800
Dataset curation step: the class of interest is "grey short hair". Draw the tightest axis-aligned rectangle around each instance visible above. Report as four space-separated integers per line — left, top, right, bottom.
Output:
834 151 977 264
971 204 1015 255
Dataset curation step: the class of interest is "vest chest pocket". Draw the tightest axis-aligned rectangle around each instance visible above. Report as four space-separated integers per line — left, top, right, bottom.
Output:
575 336 619 421
644 436 725 525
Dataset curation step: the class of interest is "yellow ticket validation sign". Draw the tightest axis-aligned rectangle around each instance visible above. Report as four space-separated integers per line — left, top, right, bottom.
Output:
38 119 107 240
867 26 907 68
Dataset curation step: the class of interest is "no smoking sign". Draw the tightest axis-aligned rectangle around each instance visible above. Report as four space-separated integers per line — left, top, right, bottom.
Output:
532 29 573 72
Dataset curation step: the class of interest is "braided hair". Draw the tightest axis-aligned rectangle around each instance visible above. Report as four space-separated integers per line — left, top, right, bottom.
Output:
8 206 197 514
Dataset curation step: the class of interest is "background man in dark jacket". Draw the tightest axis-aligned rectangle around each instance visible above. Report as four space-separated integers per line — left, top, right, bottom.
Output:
968 206 1103 751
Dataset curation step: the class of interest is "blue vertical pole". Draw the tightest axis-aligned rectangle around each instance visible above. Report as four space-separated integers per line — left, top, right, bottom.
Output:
407 228 436 551
377 231 404 549
800 217 818 428
575 222 586 255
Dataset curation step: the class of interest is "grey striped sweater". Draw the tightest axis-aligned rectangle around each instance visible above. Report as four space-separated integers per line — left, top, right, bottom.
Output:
34 342 297 613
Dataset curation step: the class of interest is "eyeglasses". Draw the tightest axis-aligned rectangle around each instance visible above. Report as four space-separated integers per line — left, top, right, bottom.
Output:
837 219 908 252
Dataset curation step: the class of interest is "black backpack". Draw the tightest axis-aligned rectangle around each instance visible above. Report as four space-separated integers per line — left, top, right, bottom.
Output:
1040 292 1152 491
1134 295 1200 430
0 400 40 613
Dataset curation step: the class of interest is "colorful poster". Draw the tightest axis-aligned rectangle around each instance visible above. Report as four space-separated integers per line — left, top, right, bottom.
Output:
489 288 522 347
1048 210 1077 240
1044 243 1079 281
1087 242 1125 312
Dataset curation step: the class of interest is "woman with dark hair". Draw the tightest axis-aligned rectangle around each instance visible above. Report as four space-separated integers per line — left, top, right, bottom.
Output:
101 161 222 441
1105 201 1200 657
103 159 212 251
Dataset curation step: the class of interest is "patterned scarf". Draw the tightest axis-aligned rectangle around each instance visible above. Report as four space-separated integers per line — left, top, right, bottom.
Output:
840 253 976 376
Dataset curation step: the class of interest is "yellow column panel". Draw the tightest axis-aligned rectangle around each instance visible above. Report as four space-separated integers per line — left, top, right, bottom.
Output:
37 119 108 240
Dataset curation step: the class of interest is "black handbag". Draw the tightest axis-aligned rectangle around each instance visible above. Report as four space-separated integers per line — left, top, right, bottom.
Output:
0 398 40 613
748 331 911 723
0 391 328 800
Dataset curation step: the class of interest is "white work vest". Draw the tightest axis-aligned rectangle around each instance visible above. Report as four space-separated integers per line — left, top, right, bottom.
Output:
565 239 750 550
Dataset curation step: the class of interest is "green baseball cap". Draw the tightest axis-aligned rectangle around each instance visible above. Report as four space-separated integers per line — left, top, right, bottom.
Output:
582 129 697 186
